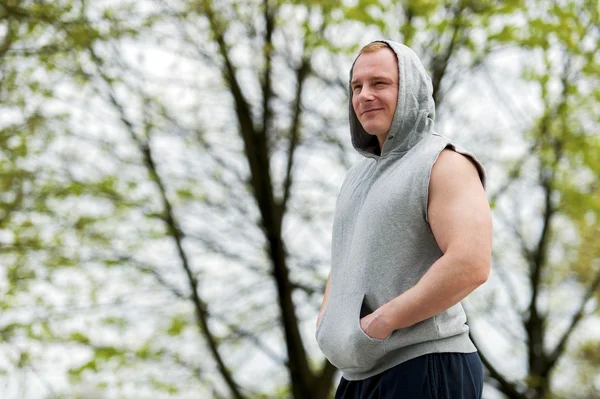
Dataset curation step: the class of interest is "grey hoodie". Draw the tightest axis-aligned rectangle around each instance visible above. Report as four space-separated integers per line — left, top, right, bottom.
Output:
315 40 486 380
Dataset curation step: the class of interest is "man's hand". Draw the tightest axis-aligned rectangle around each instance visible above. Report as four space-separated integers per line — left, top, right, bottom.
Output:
317 275 331 329
360 309 394 340
316 310 325 329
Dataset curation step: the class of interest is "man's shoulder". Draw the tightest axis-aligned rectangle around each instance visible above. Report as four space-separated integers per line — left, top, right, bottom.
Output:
422 134 486 188
431 148 485 189
437 148 474 165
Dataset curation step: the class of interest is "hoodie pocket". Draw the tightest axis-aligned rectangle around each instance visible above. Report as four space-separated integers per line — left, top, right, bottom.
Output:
316 292 386 370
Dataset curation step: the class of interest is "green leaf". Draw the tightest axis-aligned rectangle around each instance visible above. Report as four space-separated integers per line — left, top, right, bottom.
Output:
167 314 188 336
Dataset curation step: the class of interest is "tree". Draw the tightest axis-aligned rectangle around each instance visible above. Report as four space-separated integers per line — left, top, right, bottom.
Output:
0 1 171 397
4 0 353 396
467 1 600 398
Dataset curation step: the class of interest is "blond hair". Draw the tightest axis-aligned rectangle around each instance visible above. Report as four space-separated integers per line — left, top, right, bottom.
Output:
359 41 390 54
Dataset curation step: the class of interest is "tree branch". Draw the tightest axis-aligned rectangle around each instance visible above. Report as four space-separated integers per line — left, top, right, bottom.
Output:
524 115 559 381
314 360 337 399
261 0 275 141
86 44 245 399
201 1 314 397
525 171 552 379
430 2 464 106
281 57 310 213
545 270 600 374
470 331 524 398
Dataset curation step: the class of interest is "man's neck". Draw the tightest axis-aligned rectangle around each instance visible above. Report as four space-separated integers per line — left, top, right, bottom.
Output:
377 132 389 152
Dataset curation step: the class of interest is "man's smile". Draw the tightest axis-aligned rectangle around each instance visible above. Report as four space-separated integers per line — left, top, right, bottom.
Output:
361 108 383 116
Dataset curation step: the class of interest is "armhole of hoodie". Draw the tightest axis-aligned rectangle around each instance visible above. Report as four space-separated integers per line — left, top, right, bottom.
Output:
424 143 487 223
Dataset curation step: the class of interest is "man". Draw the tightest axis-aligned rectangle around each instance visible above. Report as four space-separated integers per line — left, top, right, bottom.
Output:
315 40 492 398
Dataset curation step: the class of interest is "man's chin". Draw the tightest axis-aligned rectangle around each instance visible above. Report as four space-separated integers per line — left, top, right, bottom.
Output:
362 126 388 137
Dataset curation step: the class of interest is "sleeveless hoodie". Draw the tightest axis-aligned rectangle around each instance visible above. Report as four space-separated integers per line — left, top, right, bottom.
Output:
315 40 486 380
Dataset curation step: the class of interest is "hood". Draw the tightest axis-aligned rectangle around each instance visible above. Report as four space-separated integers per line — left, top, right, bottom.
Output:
350 40 436 158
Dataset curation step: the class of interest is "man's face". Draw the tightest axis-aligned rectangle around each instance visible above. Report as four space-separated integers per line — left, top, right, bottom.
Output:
351 48 399 143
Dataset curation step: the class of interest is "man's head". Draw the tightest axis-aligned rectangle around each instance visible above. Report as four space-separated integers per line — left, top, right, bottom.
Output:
350 42 399 148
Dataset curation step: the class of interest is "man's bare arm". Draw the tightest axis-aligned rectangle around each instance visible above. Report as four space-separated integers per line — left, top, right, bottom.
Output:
316 275 331 328
361 149 492 337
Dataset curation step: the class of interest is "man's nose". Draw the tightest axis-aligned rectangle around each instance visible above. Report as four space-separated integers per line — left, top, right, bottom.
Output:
358 86 375 102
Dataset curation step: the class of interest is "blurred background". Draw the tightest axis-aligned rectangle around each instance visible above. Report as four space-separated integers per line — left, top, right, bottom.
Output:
1 0 599 398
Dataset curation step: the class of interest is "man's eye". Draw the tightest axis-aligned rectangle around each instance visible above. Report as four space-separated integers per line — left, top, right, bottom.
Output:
353 86 361 93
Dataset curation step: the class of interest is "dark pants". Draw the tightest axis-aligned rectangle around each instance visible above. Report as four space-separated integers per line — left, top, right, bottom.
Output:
335 352 484 399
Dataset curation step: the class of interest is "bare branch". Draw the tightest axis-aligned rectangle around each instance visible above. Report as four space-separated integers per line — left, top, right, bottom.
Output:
200 1 317 396
261 0 275 138
86 43 245 399
126 258 187 299
430 2 465 106
480 62 531 129
499 202 535 269
525 172 553 377
314 360 337 399
545 271 600 374
526 56 570 380
470 331 524 398
281 57 310 212
487 147 536 207
222 319 285 366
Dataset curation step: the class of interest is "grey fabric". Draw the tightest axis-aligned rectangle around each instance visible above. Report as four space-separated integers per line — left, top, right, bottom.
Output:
315 40 486 381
